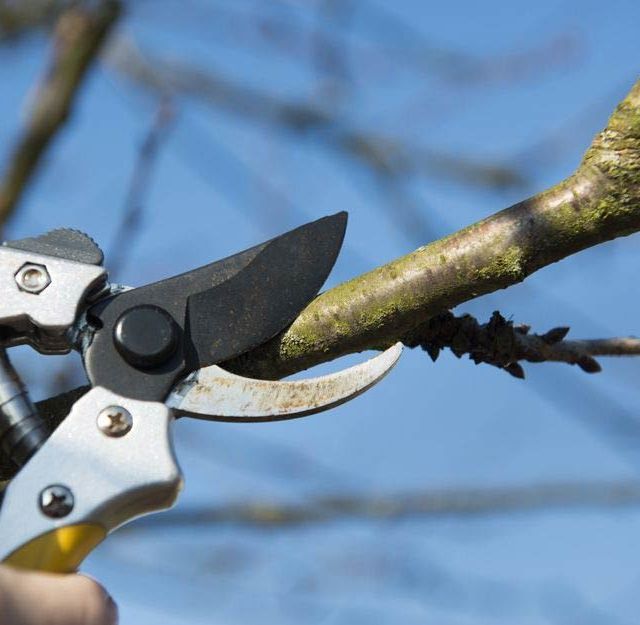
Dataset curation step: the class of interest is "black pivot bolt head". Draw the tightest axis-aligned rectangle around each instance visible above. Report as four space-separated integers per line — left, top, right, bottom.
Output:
113 305 179 369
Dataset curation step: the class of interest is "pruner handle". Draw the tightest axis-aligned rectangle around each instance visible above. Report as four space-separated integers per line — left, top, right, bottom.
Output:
3 525 106 573
0 387 182 574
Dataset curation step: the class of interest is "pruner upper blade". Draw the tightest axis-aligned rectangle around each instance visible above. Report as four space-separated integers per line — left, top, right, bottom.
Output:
167 343 402 422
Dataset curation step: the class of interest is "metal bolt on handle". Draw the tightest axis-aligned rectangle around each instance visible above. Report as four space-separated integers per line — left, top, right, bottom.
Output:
14 263 51 294
39 485 74 518
97 406 133 437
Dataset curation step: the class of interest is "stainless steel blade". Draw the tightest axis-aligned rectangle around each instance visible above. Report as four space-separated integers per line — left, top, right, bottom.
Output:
167 343 402 422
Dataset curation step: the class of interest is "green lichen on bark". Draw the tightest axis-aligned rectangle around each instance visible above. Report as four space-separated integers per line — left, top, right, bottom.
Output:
227 78 640 379
577 80 640 235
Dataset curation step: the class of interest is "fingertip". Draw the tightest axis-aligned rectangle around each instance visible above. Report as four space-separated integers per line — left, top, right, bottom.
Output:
70 574 118 625
105 593 119 625
0 565 118 625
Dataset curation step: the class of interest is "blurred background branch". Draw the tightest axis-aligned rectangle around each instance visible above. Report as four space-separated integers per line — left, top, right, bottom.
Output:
107 96 175 279
134 479 640 529
0 0 71 39
0 0 120 230
104 34 527 191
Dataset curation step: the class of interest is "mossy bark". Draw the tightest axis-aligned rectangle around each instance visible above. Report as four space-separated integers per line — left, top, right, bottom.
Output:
226 79 640 379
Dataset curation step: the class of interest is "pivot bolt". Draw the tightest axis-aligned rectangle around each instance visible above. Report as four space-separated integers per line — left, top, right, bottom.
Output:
40 485 74 518
97 406 133 437
113 305 179 369
15 263 51 294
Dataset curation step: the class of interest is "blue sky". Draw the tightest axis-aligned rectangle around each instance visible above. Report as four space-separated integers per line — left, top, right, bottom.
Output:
2 1 640 623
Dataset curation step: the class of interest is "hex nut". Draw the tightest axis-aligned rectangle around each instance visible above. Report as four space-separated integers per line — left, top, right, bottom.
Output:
15 263 51 294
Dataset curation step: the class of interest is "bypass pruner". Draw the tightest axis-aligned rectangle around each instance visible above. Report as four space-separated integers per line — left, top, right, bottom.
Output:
0 212 401 573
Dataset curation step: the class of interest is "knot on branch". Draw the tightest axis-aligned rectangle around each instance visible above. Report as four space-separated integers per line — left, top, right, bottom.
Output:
403 311 602 379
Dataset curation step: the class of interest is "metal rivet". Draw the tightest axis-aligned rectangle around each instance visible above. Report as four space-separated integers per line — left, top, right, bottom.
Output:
39 485 74 518
97 406 133 437
15 263 51 294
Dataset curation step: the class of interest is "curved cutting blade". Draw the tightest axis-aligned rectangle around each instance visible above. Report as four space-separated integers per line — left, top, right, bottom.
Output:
185 212 347 366
167 343 403 422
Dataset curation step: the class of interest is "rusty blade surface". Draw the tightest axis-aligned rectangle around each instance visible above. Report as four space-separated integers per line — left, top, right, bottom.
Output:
168 343 402 422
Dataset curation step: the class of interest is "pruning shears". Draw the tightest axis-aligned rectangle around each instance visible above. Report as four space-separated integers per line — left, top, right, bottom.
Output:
0 212 401 573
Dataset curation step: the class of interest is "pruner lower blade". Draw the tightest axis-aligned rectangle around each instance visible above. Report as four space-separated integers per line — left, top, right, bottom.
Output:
167 343 403 422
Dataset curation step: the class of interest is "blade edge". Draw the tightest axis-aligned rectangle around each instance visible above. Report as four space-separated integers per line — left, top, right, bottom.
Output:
169 343 402 422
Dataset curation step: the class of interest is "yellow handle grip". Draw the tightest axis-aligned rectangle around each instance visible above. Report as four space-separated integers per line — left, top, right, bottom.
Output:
3 524 106 573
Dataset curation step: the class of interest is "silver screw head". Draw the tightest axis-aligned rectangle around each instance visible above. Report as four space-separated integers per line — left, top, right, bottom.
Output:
40 485 74 518
15 263 51 294
97 406 133 437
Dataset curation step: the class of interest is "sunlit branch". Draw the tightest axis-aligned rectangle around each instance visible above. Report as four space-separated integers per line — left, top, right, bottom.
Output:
225 79 640 379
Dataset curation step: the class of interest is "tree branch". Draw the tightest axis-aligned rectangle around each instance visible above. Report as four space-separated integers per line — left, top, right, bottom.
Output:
226 79 640 379
0 0 121 228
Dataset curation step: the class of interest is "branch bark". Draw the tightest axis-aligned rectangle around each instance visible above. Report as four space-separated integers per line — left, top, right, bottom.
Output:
226 79 640 379
0 1 121 229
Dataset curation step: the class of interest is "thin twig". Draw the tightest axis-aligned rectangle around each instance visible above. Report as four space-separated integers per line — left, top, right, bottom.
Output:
404 311 640 378
312 0 353 102
108 97 175 280
0 1 121 230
